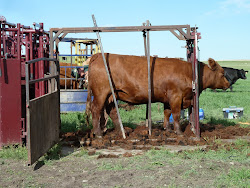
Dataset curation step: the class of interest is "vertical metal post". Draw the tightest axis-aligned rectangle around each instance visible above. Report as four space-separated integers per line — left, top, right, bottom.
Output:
143 25 149 128
39 31 44 96
92 15 126 139
70 41 73 88
193 28 200 138
49 30 55 91
145 20 152 136
25 62 31 163
64 67 67 89
0 22 2 77
29 32 34 80
85 44 88 63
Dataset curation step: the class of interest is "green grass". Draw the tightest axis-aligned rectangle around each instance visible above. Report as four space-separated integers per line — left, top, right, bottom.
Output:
93 138 249 178
215 168 250 188
0 144 63 165
179 140 249 163
216 60 250 71
60 112 88 133
0 145 27 160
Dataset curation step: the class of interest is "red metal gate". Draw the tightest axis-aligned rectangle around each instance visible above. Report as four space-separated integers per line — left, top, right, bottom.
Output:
0 17 60 165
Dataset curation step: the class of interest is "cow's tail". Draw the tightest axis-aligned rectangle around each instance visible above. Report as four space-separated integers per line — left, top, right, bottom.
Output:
85 83 92 127
85 53 101 126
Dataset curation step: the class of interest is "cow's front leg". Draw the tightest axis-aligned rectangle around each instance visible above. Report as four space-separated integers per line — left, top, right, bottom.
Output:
163 104 172 132
188 107 196 134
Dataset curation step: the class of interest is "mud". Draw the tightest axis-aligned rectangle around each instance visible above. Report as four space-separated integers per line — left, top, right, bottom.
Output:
61 122 250 151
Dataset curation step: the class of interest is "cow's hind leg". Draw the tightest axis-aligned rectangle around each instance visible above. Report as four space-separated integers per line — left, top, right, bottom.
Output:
91 98 106 137
169 96 183 135
163 103 172 132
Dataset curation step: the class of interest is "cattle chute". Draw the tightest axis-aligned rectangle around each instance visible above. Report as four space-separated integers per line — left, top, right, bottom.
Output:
50 15 201 138
0 17 60 165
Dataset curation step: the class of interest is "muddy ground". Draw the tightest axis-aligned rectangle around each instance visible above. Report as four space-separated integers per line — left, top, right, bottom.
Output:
62 121 249 150
0 122 249 187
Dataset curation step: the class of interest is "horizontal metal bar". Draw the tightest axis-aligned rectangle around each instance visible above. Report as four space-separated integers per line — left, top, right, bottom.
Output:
51 25 190 32
60 38 98 42
58 54 91 57
60 102 86 104
50 25 191 39
60 66 84 68
60 89 87 92
59 78 85 81
26 57 57 65
22 25 30 29
3 21 16 27
29 75 58 84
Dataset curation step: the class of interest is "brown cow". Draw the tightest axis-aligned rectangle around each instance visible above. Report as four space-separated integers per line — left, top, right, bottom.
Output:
59 62 86 89
86 53 230 137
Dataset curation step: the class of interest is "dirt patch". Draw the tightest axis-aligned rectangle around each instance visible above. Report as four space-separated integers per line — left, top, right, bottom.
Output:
61 122 250 151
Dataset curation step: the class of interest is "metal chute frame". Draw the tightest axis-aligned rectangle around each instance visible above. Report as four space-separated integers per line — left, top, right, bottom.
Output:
0 17 53 148
50 16 201 138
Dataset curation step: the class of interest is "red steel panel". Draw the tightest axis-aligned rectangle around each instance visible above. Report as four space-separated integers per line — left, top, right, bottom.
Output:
0 59 22 147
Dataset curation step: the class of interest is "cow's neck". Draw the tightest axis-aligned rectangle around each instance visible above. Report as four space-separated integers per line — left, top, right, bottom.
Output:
200 64 216 90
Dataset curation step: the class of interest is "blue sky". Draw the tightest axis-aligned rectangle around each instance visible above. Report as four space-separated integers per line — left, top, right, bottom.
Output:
1 0 250 61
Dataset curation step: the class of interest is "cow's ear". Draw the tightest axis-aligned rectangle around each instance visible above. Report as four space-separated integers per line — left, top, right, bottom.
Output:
208 58 217 70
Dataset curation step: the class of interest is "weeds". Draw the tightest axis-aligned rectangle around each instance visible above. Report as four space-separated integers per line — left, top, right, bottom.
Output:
0 145 27 160
215 168 250 188
98 161 126 171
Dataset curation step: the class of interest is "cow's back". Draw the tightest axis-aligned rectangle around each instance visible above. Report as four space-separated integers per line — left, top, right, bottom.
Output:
88 53 193 104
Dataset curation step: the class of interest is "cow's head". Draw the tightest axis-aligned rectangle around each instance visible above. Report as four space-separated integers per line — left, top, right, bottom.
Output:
238 69 248 79
208 58 230 89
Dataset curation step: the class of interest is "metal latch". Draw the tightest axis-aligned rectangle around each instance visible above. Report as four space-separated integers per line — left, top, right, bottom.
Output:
192 81 196 92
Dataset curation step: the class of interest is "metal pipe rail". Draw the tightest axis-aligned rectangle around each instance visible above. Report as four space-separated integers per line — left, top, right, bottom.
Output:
25 57 59 100
58 54 91 57
25 57 57 65
50 25 191 40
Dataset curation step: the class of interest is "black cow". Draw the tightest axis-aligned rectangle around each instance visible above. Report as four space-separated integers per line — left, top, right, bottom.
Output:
222 67 248 91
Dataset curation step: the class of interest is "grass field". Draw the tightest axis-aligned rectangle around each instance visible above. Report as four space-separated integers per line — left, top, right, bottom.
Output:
0 137 249 187
60 60 250 132
0 61 249 187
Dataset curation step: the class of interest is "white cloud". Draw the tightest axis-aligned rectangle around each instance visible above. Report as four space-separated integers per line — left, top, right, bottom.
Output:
203 0 250 17
220 0 250 13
